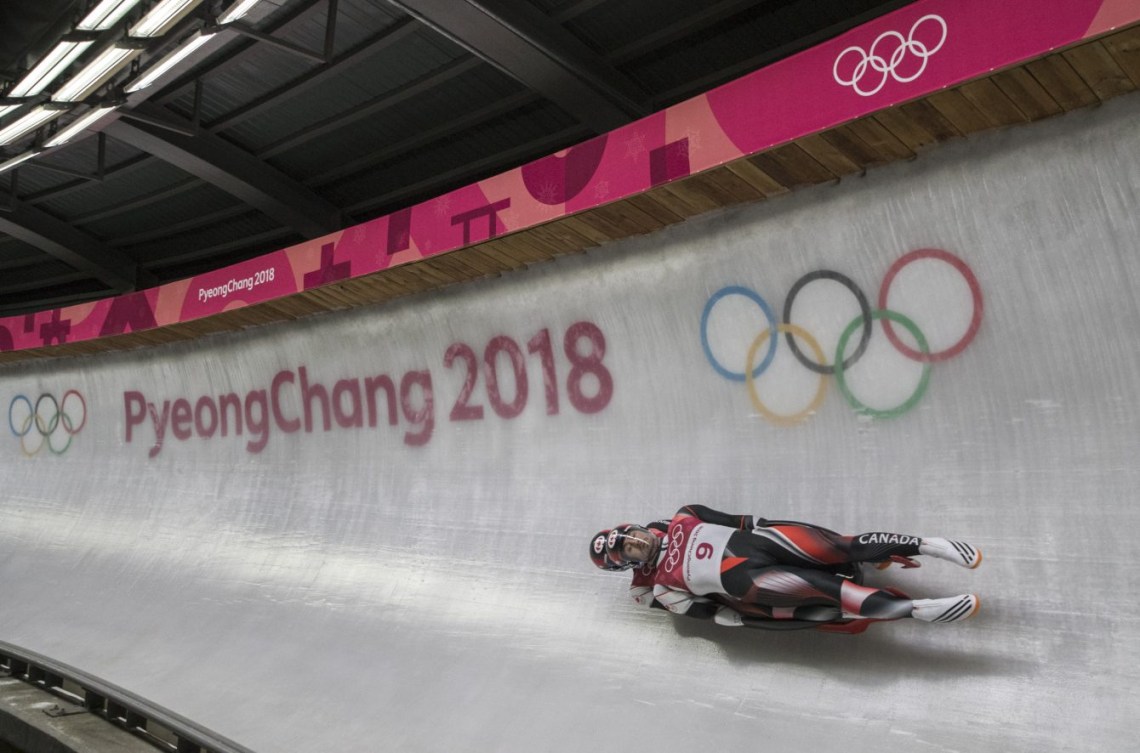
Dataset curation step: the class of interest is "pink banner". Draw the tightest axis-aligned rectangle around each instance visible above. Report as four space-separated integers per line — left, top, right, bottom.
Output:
1 0 1134 353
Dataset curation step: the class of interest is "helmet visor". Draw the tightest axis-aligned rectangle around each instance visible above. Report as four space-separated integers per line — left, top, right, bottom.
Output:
610 526 659 566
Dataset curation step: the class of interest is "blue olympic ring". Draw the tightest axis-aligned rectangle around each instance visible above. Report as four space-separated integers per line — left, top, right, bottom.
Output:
700 285 778 382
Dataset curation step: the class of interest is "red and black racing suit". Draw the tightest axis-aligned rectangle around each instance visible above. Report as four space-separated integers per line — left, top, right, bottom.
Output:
629 505 924 630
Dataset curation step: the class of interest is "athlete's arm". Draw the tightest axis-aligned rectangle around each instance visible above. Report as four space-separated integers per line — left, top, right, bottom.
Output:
651 583 723 616
677 504 754 530
634 582 714 617
652 600 719 619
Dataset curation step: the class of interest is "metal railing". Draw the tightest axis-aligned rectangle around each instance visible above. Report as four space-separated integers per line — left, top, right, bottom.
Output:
0 641 256 753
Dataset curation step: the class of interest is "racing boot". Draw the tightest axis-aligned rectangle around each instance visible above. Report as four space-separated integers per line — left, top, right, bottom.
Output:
911 594 980 623
919 537 982 569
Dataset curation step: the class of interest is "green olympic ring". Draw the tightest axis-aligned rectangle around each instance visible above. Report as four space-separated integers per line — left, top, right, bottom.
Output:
833 309 931 419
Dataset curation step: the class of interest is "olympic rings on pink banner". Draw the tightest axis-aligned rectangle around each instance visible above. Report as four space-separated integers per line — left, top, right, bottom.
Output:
700 249 982 425
8 389 87 455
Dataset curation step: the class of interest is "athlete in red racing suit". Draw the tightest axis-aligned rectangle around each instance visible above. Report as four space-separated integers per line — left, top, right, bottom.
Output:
590 505 982 631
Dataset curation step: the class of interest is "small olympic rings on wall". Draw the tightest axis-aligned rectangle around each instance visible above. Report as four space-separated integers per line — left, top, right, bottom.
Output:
8 389 87 456
700 249 982 425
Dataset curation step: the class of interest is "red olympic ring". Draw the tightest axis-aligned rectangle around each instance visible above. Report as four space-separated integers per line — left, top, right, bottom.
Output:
878 248 983 363
59 389 88 434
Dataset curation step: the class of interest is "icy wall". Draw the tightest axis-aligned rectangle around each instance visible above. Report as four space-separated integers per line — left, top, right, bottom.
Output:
2 94 1139 752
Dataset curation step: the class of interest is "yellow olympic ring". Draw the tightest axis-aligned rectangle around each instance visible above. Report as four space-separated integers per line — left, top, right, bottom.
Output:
745 323 828 426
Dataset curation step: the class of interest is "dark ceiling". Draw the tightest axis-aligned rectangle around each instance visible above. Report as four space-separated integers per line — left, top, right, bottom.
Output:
0 0 911 317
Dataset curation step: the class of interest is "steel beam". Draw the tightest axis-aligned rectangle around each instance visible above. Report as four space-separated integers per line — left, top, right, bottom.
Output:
0 192 147 292
207 18 419 133
104 103 342 239
387 0 646 133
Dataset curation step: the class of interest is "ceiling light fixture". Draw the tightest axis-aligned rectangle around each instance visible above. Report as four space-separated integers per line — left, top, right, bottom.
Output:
0 104 21 119
78 0 145 31
52 45 142 102
0 150 40 175
125 30 216 92
44 105 118 147
0 106 66 146
218 0 262 24
129 0 205 38
8 38 96 98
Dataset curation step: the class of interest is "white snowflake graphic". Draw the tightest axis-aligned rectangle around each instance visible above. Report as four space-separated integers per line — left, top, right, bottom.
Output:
624 132 647 162
534 180 560 205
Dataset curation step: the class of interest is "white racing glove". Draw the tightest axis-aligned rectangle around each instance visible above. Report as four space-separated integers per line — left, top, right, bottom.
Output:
714 606 744 627
652 584 698 614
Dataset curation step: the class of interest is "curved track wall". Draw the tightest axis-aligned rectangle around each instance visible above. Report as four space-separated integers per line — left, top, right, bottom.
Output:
2 95 1139 752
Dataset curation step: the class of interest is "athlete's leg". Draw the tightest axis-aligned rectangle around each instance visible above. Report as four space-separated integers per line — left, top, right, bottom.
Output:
918 538 983 568
719 596 843 624
735 522 919 568
720 560 914 621
746 521 981 569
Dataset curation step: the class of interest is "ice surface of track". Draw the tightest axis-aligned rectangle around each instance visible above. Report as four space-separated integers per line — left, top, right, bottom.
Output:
3 96 1139 752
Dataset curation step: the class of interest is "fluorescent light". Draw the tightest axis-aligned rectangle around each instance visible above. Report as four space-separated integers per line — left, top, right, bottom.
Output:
44 105 117 147
52 46 141 102
129 0 204 38
125 31 215 92
9 40 95 97
0 106 65 146
218 0 261 24
0 150 40 175
0 104 21 118
78 0 144 31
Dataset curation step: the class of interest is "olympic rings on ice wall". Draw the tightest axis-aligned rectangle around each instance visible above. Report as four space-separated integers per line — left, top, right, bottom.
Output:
8 390 87 456
833 14 947 97
700 249 982 425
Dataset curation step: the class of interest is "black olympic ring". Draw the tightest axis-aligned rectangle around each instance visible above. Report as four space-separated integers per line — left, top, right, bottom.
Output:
8 390 87 456
782 270 872 375
700 249 983 425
